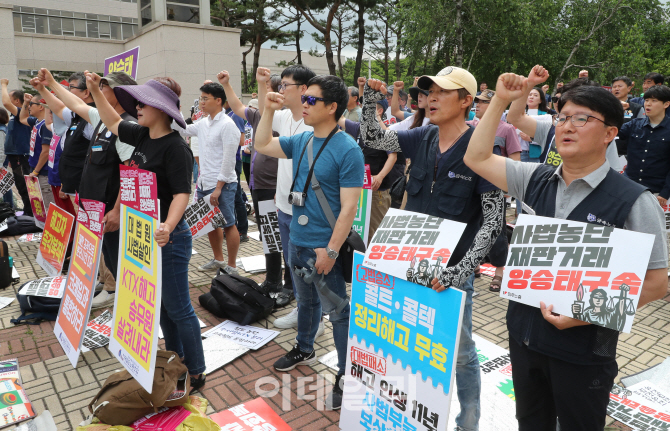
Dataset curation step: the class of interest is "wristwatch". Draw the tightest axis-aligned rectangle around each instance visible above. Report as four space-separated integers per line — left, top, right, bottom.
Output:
326 246 339 260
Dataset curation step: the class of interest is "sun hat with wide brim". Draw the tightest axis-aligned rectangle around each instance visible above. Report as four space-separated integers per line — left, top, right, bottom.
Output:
417 66 477 98
114 79 186 128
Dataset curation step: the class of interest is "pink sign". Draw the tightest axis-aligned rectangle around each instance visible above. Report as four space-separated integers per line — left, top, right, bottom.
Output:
363 164 372 190
120 165 159 220
48 135 61 169
77 198 106 239
210 398 291 431
132 406 191 431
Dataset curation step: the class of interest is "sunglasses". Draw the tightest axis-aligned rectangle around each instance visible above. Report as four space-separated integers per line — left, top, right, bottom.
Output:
301 95 326 106
28 101 42 106
551 96 560 103
136 101 146 109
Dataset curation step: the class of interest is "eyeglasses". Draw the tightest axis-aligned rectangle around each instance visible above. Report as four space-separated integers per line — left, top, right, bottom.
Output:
136 101 146 109
28 102 41 106
199 97 211 102
301 95 326 106
99 81 109 90
278 83 301 91
69 85 86 91
552 114 606 128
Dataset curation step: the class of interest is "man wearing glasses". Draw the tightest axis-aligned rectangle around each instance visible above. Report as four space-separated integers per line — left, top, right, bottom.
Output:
464 70 668 431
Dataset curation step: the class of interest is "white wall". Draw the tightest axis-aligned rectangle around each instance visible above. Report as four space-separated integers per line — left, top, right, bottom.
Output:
11 0 137 18
0 5 18 84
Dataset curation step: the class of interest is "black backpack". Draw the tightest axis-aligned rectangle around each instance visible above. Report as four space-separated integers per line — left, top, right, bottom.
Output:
0 202 15 224
0 216 42 237
0 239 11 290
199 272 274 325
10 281 61 325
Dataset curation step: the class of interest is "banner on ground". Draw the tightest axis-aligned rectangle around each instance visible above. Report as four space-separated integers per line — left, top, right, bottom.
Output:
202 320 279 350
339 252 465 431
608 382 670 430
362 208 466 287
81 310 113 353
0 167 14 196
0 359 35 428
53 200 105 368
257 200 282 254
502 214 654 333
18 276 67 299
184 195 226 239
352 164 373 244
17 233 42 243
210 397 291 431
110 166 161 393
36 204 75 277
24 176 46 228
104 46 140 80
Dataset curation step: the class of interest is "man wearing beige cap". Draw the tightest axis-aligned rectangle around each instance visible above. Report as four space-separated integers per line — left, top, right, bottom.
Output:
361 67 505 431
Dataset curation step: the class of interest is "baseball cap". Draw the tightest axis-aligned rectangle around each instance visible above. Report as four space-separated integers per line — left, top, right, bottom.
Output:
418 66 477 97
102 72 137 89
475 90 496 102
248 98 259 109
408 86 429 102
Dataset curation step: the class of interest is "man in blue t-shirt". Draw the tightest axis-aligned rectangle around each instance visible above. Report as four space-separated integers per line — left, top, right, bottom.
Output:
255 75 364 411
224 101 249 241
18 94 55 211
1 80 34 216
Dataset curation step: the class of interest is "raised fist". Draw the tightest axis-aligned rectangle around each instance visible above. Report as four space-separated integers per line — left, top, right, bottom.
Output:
217 71 230 85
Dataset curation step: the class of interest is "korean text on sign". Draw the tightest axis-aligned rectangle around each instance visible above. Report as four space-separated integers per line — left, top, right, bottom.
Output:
257 200 282 254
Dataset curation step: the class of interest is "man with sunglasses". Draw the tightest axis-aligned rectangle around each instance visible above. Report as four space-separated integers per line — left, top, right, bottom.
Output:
18 94 55 209
255 74 364 411
464 72 668 431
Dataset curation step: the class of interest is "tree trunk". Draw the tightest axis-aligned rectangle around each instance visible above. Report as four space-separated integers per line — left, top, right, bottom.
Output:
241 43 254 93
394 23 402 81
353 5 365 82
251 32 262 90
383 21 390 84
466 37 480 70
454 0 463 67
295 17 302 64
323 1 342 76
336 15 344 78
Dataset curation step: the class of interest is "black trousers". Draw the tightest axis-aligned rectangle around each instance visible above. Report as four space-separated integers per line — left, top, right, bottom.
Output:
102 228 120 283
509 339 617 431
6 155 32 217
252 188 284 285
242 161 252 195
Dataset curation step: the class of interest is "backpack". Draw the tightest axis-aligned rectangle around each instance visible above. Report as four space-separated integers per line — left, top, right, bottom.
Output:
0 203 15 224
0 216 42 237
204 272 274 325
10 283 61 325
87 351 190 426
0 239 11 289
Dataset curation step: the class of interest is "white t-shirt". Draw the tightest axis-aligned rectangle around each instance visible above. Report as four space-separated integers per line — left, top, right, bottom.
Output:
87 108 135 162
389 115 430 131
272 109 313 216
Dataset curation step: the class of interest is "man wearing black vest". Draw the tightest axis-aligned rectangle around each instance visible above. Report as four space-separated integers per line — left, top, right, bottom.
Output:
361 67 505 431
464 72 668 431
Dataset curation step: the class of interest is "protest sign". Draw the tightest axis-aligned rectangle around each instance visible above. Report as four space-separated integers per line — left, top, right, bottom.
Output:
36 204 75 277
104 46 140 80
0 167 14 196
0 359 35 428
0 297 13 310
110 166 161 393
202 320 279 350
24 176 46 229
362 208 467 287
608 383 670 430
17 233 41 243
502 214 654 333
210 397 291 431
18 276 66 299
184 195 226 239
53 200 105 368
352 164 373 244
77 198 106 236
47 135 60 169
257 200 282 254
81 310 113 353
339 252 465 431
131 406 191 431
203 335 249 374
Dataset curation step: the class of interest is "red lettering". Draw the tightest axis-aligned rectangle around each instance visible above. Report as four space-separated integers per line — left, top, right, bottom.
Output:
611 272 641 296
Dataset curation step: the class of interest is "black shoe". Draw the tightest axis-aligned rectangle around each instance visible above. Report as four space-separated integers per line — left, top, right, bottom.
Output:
326 374 344 410
240 234 249 243
261 280 282 295
273 344 317 371
190 373 206 394
273 287 294 308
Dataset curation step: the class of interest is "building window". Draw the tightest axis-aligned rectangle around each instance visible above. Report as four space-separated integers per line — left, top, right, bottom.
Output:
140 0 152 27
166 2 199 24
12 8 138 40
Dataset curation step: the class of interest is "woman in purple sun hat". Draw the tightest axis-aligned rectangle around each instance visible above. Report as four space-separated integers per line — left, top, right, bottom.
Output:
84 71 206 393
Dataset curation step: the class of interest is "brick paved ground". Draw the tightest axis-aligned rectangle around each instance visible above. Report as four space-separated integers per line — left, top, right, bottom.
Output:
0 202 668 430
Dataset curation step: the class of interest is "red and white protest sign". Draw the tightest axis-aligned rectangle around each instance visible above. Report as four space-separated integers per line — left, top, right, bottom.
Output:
184 195 226 240
25 175 46 228
119 165 159 220
0 167 14 195
77 198 106 236
36 204 75 277
53 199 105 368
362 208 467 287
502 214 654 333
210 397 291 431
18 276 67 298
48 135 60 169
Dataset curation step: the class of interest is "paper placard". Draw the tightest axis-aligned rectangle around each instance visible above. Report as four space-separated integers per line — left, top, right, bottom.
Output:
203 335 249 374
36 204 75 277
257 200 282 254
184 195 226 239
210 397 291 431
202 320 279 350
18 276 67 299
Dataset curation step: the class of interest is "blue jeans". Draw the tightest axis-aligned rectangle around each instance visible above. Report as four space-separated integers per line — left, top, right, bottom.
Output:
197 183 237 228
291 244 350 377
455 273 481 431
193 160 199 183
234 160 248 235
159 220 205 375
277 209 296 296
520 150 540 163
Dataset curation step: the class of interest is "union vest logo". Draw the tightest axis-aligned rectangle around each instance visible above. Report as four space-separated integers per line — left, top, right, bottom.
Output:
448 171 455 178
587 213 596 222
105 131 112 138
587 213 615 227
448 171 473 181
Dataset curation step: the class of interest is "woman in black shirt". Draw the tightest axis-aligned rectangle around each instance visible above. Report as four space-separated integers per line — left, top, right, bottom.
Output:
84 72 206 392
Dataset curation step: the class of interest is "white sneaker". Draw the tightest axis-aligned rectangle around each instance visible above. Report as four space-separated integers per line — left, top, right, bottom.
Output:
91 291 115 309
315 320 325 339
223 265 239 276
273 307 299 329
198 259 225 271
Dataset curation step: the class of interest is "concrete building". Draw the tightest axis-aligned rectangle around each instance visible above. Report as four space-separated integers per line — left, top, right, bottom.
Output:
1 0 330 116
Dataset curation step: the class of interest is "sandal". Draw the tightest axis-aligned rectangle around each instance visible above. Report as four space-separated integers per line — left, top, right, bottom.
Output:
489 276 502 293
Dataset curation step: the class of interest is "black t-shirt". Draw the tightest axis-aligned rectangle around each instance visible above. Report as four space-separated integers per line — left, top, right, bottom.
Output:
117 121 194 223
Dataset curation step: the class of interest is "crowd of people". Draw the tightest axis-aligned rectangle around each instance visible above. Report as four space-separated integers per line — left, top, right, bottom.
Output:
1 59 669 429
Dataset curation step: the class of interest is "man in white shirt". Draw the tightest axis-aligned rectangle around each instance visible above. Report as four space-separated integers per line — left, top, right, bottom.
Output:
177 82 241 275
